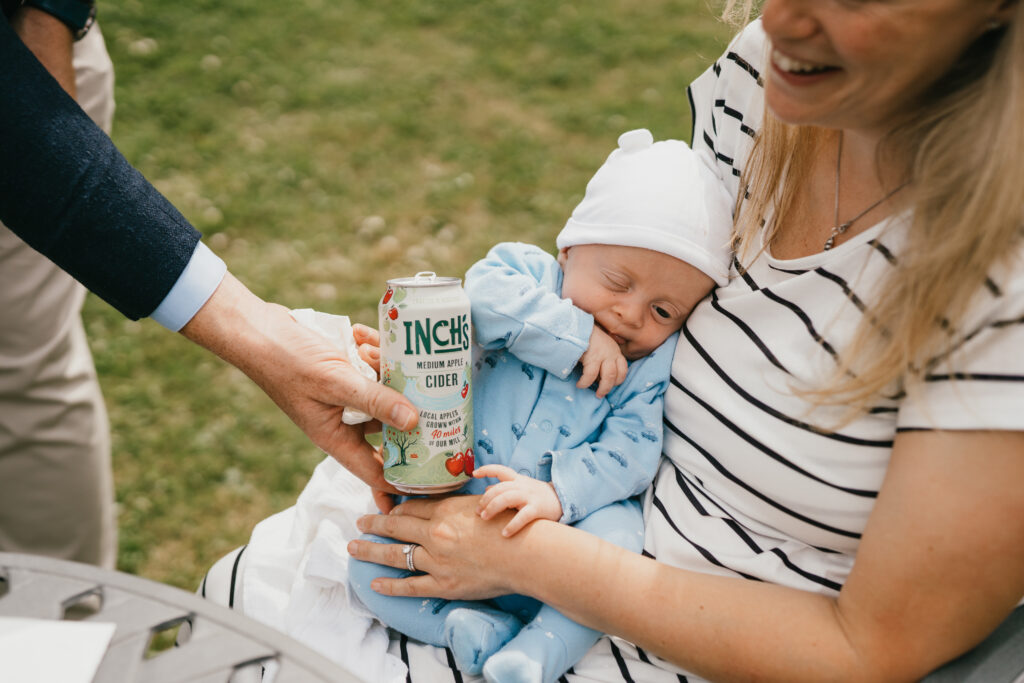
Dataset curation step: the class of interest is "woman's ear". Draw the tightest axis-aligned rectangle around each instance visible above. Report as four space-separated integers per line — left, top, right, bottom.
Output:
557 247 571 268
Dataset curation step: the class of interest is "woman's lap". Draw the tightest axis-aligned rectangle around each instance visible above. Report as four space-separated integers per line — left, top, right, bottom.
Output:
199 545 696 682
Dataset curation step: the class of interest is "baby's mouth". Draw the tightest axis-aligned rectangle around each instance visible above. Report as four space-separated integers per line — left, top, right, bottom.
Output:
597 322 627 347
607 328 628 347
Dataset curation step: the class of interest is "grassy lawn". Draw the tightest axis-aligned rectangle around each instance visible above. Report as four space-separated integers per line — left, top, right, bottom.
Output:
85 0 734 590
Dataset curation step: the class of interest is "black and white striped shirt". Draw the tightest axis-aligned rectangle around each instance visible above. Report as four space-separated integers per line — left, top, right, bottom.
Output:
391 20 1024 682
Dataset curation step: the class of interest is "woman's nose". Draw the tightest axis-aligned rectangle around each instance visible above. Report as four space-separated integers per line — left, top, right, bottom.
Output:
761 0 820 42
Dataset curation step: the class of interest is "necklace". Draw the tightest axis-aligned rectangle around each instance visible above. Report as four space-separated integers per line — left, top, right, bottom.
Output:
824 133 909 251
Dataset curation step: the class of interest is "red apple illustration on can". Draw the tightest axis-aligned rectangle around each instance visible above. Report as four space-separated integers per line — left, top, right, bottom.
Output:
444 452 465 476
461 382 468 399
388 306 398 320
463 448 475 476
382 287 394 304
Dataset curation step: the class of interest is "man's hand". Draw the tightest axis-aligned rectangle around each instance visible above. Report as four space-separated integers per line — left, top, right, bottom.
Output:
11 6 77 98
474 464 563 536
578 325 628 398
181 274 419 494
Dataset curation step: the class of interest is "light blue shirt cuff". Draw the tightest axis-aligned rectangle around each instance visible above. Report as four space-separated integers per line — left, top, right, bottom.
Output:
150 241 227 332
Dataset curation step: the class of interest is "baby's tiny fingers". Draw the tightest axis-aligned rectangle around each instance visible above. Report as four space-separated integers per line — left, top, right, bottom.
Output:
502 508 536 537
491 488 528 513
479 488 520 520
477 485 502 513
474 464 516 481
595 361 618 398
577 362 599 390
615 355 628 383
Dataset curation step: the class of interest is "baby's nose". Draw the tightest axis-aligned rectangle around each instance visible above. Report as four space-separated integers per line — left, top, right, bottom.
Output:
616 303 644 327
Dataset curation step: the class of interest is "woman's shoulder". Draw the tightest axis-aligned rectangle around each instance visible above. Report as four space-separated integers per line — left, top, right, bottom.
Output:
689 19 767 120
688 20 767 203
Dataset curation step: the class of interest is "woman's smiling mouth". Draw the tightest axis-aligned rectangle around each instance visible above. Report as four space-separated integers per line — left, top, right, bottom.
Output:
770 48 838 75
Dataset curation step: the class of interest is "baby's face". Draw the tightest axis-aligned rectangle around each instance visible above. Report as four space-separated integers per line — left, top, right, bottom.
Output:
558 244 714 360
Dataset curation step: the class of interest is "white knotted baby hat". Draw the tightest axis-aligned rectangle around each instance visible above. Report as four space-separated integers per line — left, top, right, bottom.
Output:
556 128 733 286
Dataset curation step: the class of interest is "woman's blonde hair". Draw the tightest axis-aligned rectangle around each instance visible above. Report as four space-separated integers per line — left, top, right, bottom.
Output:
722 1 1024 414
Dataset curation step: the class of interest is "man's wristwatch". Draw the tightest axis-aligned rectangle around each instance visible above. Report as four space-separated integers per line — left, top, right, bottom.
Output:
21 0 96 41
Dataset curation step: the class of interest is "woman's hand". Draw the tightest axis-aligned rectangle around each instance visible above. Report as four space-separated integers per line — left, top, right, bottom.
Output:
181 274 418 493
348 494 523 600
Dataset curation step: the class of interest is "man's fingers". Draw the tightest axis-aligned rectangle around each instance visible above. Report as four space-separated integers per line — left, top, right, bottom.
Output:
333 371 418 431
357 343 382 373
372 488 397 514
352 323 380 346
325 436 396 493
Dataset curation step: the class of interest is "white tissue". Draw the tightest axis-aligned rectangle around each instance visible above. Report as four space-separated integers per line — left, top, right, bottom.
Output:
289 308 378 425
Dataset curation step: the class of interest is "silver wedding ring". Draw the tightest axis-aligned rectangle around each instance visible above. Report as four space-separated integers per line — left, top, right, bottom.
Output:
402 543 418 573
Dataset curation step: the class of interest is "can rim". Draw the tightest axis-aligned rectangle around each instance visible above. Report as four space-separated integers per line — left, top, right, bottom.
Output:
386 271 462 287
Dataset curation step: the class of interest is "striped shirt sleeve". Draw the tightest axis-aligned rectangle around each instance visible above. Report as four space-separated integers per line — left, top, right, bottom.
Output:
898 249 1024 431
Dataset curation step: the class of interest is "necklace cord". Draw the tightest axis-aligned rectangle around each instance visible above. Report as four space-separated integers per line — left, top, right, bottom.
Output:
824 132 909 251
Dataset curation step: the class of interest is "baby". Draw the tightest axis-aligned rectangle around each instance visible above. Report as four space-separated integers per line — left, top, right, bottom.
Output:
349 128 732 683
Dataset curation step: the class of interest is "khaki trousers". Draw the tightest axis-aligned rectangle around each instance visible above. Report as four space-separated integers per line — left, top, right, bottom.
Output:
0 26 116 568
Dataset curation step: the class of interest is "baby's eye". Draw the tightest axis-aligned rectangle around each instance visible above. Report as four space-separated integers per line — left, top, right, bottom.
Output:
604 274 629 290
654 305 673 319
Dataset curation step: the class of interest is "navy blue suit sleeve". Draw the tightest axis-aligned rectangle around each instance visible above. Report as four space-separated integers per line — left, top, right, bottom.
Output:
0 15 200 320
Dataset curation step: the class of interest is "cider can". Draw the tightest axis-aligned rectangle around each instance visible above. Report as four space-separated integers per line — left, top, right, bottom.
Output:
379 272 473 494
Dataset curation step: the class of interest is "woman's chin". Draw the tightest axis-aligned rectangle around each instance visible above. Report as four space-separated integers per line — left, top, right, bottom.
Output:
764 91 833 128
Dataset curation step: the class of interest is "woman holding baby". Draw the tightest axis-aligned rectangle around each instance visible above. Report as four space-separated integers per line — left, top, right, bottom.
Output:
344 0 1024 680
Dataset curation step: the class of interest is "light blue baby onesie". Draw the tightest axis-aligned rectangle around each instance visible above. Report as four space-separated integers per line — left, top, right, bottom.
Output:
349 242 675 682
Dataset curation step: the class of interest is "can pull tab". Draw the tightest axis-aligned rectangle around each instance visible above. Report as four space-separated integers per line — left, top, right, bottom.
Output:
413 271 438 282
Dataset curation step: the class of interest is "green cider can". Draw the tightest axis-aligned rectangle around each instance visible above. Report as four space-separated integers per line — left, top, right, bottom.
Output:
379 272 474 494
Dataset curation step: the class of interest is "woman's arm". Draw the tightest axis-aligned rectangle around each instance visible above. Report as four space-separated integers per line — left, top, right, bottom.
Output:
350 429 1024 681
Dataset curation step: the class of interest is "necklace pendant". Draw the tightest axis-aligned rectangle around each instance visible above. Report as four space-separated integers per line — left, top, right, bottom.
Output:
823 221 851 251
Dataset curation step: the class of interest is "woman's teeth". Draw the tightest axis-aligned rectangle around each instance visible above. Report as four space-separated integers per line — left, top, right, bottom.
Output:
772 50 833 74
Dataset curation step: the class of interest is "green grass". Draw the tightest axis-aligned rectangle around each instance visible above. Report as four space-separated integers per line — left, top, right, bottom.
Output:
84 0 734 590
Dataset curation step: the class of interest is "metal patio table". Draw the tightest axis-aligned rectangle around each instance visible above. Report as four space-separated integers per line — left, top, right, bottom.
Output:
0 552 358 682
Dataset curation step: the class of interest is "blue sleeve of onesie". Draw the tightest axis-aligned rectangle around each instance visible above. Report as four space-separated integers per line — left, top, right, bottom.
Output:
465 242 593 380
542 334 677 525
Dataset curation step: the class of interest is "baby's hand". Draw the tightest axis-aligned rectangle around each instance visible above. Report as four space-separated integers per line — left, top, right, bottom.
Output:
474 464 563 536
578 326 628 398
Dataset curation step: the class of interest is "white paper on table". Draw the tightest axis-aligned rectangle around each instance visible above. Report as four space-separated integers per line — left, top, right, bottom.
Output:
0 616 116 683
